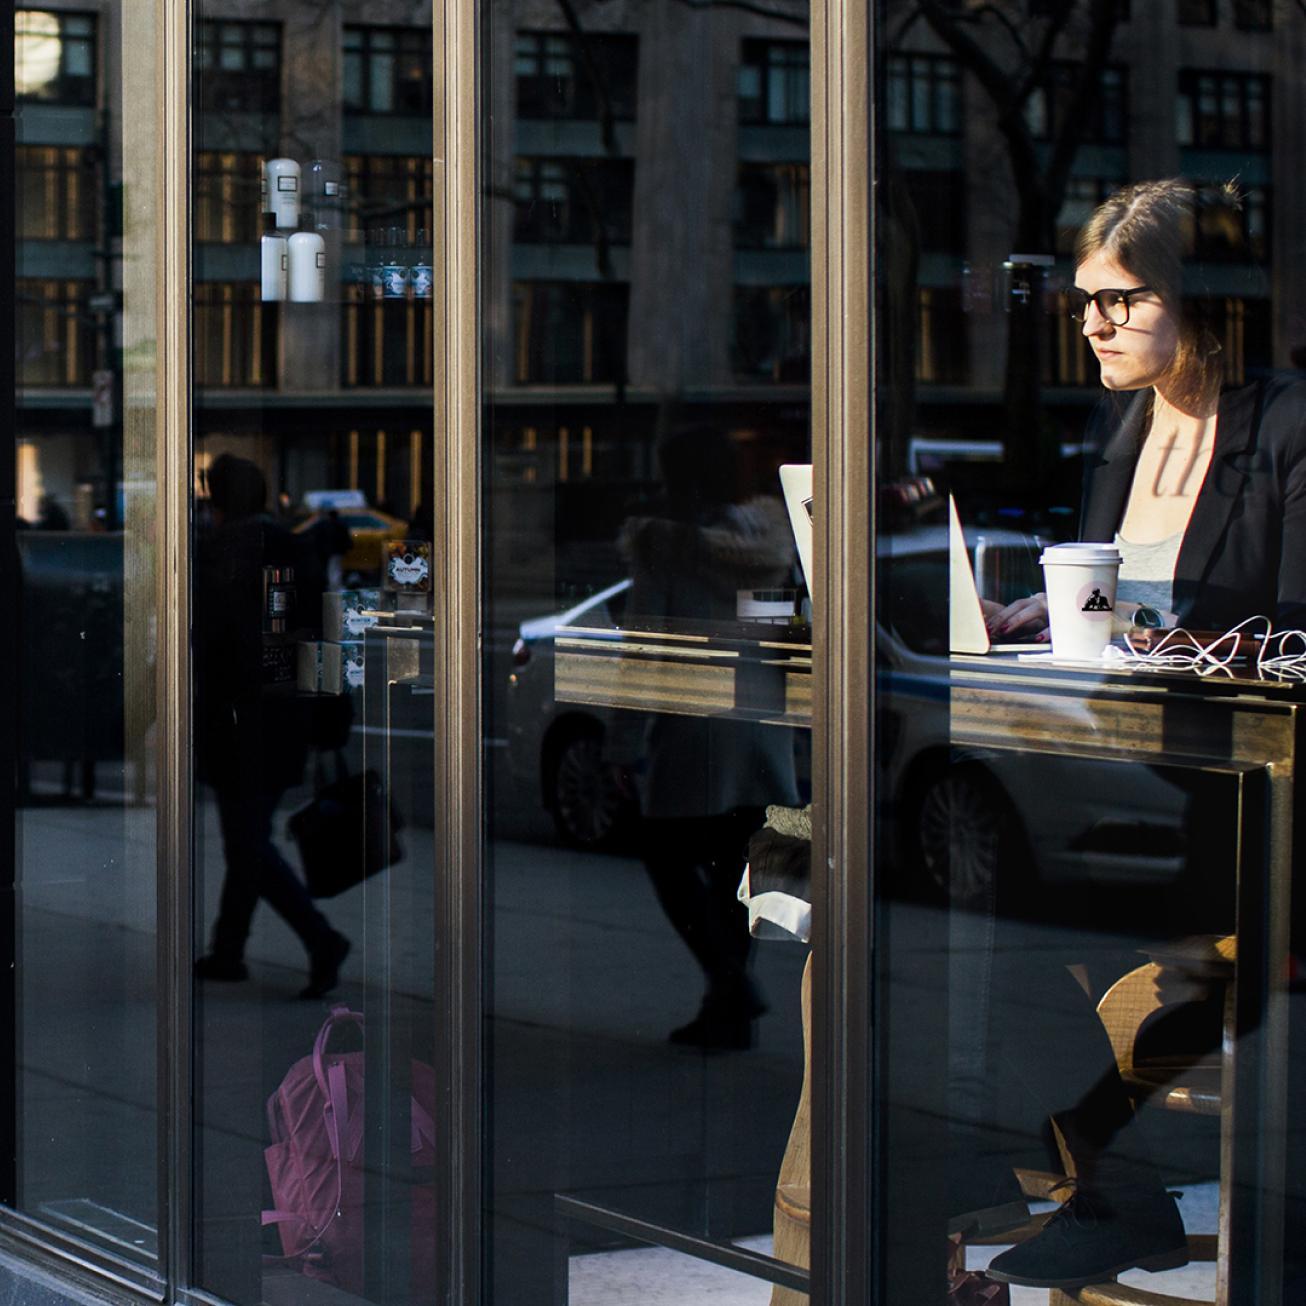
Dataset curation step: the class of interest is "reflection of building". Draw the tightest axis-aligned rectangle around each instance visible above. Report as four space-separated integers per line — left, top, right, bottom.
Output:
885 1 1305 438
16 2 811 534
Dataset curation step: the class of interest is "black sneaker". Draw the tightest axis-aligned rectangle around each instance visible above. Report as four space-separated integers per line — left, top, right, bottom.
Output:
194 954 249 982
984 1187 1188 1290
300 932 351 1000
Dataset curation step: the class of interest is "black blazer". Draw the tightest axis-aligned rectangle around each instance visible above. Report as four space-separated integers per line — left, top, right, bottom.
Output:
1080 374 1306 631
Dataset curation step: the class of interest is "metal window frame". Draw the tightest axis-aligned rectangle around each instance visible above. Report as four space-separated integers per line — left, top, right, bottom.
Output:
432 0 482 1297
810 0 872 1301
157 0 193 1294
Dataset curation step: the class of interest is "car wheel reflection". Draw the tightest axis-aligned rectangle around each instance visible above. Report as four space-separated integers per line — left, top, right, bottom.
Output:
547 723 634 849
915 768 1010 905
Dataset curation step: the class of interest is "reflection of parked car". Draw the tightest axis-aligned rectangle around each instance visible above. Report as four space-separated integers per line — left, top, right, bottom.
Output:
293 490 407 581
505 526 1199 898
506 580 638 847
878 526 1195 914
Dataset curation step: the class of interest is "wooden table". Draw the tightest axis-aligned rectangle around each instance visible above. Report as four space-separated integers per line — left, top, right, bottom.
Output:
555 623 1303 1302
949 654 1301 1306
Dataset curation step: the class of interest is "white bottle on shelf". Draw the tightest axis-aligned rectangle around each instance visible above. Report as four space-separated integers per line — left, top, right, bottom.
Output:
265 157 301 230
260 227 288 301
288 231 327 302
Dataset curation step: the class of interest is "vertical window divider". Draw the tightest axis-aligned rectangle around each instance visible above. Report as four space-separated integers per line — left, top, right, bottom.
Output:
810 0 871 1300
432 0 482 1298
154 0 193 1294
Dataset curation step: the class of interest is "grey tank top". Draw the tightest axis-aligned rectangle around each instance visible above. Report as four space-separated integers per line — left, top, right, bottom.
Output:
1114 531 1183 618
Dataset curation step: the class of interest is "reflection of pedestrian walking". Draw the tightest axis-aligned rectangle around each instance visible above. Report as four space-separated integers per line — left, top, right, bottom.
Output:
193 455 350 999
617 427 800 1049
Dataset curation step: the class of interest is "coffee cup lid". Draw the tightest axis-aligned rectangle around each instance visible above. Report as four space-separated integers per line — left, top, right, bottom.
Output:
1039 542 1121 566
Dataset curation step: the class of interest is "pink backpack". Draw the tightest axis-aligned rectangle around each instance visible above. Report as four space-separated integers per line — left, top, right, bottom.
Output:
263 1005 437 1297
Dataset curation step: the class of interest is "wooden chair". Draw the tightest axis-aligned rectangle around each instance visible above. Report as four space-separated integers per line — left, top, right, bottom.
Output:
768 938 1234 1306
1047 938 1233 1306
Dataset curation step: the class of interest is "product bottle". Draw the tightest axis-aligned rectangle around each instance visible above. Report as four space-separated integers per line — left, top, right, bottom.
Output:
288 230 327 302
264 158 302 230
411 228 433 299
307 157 344 231
263 565 296 634
382 226 408 299
260 219 288 302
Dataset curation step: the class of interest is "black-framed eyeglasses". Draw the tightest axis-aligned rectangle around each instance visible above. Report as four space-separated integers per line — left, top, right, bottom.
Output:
1065 285 1155 326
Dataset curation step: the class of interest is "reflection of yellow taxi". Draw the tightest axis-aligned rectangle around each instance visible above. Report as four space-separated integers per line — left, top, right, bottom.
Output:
294 490 408 580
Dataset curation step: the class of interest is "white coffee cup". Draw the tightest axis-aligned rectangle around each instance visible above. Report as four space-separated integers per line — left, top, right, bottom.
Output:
1039 542 1122 660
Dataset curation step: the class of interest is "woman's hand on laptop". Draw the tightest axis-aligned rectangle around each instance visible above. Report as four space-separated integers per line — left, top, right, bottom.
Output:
982 593 1049 641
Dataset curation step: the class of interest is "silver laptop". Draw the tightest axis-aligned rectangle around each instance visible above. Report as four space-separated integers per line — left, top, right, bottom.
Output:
779 464 813 594
949 495 1043 654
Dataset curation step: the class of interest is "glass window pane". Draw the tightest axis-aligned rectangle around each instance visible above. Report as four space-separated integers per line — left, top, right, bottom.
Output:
369 52 395 112
190 10 438 1303
873 7 1296 1306
11 0 161 1266
489 12 813 1306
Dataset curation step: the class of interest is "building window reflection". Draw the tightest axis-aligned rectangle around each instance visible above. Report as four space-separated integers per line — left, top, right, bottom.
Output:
345 153 434 243
194 20 280 114
1198 294 1272 384
886 53 961 136
738 40 809 125
733 284 811 383
16 145 97 241
513 157 635 246
1176 69 1270 149
195 151 263 244
513 281 629 384
193 282 273 388
514 31 639 121
343 25 433 116
14 9 96 106
914 285 967 385
16 279 95 386
734 162 810 250
1027 63 1127 144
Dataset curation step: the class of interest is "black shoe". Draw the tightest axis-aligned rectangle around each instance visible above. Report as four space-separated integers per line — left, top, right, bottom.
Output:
984 1187 1188 1290
669 984 767 1050
669 1009 753 1051
300 932 351 1000
194 954 248 982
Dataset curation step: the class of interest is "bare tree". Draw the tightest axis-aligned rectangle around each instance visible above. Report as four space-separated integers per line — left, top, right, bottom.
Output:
898 0 1122 483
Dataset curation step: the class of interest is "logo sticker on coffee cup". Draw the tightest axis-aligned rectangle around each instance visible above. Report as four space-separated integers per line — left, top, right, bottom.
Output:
1078 584 1114 617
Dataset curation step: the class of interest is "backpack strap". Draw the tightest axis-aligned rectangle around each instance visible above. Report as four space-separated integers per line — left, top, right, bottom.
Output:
261 1006 362 1261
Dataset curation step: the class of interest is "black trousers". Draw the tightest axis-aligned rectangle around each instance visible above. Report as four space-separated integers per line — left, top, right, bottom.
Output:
641 806 765 1003
210 782 334 962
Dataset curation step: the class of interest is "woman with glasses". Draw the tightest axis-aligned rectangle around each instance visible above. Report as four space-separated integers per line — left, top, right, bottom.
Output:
965 178 1306 1292
989 177 1306 643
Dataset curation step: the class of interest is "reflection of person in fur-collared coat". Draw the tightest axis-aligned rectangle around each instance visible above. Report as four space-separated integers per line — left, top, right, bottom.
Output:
615 426 800 1050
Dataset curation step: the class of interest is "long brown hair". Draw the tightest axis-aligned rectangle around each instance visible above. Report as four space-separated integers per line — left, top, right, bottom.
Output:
1075 177 1232 412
